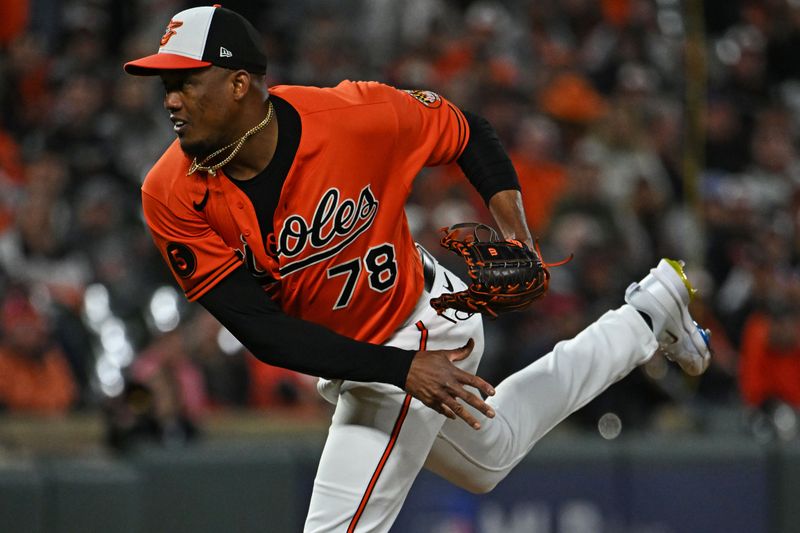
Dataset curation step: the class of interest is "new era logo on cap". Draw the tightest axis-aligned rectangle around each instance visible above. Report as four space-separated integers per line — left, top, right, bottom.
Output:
124 4 266 76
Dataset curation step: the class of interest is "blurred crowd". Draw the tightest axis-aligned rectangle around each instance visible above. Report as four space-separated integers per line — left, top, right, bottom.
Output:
1 0 800 448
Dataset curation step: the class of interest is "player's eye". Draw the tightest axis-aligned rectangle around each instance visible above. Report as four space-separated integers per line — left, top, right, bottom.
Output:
162 77 191 93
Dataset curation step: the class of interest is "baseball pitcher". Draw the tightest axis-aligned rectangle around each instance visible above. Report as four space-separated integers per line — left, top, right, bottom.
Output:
125 5 711 532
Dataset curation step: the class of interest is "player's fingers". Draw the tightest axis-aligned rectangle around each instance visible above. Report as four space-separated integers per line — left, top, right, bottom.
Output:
440 403 457 420
442 395 482 430
457 370 496 398
453 386 495 419
447 338 475 363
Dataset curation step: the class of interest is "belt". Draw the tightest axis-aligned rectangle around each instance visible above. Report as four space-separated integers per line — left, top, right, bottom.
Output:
417 244 437 293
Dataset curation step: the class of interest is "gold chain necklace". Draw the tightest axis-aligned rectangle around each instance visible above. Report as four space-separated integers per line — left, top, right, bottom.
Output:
187 100 275 176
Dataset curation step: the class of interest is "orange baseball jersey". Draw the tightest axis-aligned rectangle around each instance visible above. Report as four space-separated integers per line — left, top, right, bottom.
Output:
142 81 469 344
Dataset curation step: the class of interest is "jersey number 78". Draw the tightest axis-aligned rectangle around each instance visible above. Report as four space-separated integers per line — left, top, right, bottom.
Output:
326 243 397 309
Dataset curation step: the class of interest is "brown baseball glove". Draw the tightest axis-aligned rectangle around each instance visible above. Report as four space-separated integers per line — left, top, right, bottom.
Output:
429 223 569 319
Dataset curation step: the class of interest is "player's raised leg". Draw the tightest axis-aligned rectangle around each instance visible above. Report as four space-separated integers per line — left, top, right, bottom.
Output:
424 258 711 493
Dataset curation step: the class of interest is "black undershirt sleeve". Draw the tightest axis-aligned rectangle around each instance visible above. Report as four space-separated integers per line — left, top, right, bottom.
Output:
198 266 416 389
456 110 521 204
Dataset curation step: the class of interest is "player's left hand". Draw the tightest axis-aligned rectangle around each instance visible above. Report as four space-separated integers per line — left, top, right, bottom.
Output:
404 338 496 430
429 223 559 319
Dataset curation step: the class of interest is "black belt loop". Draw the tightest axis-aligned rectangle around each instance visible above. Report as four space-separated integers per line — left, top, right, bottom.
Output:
416 244 436 293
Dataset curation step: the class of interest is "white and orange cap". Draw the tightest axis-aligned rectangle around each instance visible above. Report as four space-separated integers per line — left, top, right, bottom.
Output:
124 4 267 76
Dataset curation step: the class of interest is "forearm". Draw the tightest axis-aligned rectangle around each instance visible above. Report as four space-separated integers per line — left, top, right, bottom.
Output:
199 266 416 388
488 189 533 248
456 110 533 247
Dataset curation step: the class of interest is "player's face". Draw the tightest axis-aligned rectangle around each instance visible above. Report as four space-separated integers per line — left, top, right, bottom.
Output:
160 67 237 159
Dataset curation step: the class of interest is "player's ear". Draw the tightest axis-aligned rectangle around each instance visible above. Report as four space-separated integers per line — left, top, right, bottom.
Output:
230 70 251 101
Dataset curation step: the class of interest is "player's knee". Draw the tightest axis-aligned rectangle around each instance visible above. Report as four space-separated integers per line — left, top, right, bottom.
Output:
463 480 499 495
455 475 501 495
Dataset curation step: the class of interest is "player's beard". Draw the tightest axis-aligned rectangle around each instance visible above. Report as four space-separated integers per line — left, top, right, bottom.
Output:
179 128 239 162
179 137 216 160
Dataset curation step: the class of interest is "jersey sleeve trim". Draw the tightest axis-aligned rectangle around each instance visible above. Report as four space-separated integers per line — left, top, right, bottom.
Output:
446 102 470 163
185 253 241 301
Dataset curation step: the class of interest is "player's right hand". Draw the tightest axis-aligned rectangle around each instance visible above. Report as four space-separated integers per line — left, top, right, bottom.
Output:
404 338 496 430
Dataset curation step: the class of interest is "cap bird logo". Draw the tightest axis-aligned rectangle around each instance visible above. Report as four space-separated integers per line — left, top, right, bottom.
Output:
160 20 183 46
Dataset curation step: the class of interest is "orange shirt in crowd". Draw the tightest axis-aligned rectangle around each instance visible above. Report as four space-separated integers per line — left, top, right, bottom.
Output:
511 153 567 234
247 355 317 408
0 346 76 413
0 0 28 46
739 313 800 407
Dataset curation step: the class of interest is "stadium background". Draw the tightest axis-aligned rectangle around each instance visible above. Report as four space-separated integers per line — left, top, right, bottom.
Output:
1 0 800 531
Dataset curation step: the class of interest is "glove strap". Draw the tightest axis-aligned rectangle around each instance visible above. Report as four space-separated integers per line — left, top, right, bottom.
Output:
443 222 500 243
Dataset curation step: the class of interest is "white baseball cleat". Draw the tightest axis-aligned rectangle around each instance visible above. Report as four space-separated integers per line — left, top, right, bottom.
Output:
625 259 712 376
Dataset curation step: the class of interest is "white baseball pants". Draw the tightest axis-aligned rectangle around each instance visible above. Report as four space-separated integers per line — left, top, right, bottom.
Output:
304 258 658 532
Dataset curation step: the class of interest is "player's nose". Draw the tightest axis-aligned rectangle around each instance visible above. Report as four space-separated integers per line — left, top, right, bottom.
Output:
163 90 182 112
